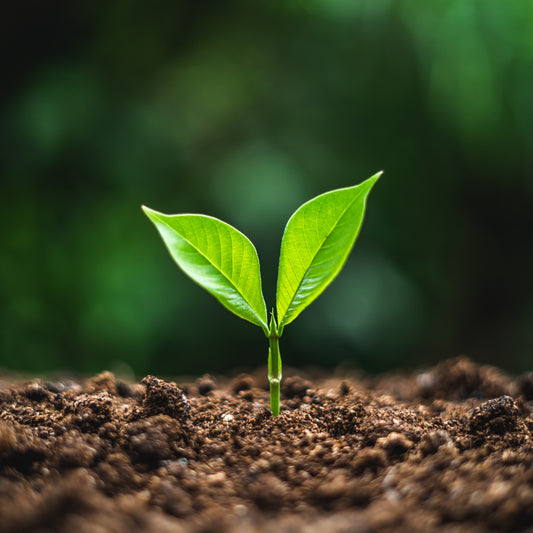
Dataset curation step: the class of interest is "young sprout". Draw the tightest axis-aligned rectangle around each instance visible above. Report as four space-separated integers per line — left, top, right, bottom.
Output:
142 172 381 416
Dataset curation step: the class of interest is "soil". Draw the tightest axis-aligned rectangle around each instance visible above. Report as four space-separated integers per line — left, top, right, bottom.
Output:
2 357 533 533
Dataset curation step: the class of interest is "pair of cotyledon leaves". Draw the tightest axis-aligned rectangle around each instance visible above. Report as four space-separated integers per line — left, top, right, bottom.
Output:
142 172 381 335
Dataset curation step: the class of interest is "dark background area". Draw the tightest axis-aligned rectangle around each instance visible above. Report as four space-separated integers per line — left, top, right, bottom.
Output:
1 1 532 377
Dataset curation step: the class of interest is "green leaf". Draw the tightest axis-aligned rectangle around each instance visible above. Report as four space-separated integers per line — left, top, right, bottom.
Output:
276 172 382 328
142 206 268 330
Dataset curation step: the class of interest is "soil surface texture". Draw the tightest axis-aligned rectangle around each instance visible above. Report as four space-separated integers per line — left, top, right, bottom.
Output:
2 357 533 533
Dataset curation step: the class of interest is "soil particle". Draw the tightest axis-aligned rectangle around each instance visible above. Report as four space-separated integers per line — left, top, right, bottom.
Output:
231 374 255 394
86 371 120 395
0 420 17 454
248 473 290 510
124 415 190 466
141 375 189 420
22 382 52 402
1 357 533 532
281 376 312 399
196 375 216 396
416 357 510 400
376 431 414 458
467 395 523 435
418 430 453 455
515 372 533 400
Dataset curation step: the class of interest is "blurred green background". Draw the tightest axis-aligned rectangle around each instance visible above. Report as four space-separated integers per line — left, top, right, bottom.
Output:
1 1 532 377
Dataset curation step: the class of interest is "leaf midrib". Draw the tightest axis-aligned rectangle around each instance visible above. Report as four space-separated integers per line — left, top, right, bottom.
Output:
153 212 266 327
278 187 365 325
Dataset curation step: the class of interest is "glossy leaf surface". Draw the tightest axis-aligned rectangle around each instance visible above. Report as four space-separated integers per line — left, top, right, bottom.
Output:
276 172 381 328
142 206 268 330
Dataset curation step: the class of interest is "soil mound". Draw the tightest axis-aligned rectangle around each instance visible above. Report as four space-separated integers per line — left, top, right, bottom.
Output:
1 357 532 532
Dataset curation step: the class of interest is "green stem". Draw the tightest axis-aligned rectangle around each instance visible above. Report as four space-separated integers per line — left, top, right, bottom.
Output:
268 329 282 417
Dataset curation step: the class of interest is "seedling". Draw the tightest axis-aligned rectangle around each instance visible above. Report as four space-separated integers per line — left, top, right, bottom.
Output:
142 172 381 416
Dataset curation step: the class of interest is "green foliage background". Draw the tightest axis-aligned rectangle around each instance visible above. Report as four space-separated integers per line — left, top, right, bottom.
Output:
2 1 532 376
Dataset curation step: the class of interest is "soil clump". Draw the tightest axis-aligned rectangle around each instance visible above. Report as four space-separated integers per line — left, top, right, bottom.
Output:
1 356 533 532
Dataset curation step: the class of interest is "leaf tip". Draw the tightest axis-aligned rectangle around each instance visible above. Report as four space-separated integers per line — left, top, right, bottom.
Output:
359 170 383 194
141 205 162 223
368 170 383 184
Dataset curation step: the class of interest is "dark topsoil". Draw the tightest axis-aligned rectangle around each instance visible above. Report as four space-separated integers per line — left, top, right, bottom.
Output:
2 357 533 533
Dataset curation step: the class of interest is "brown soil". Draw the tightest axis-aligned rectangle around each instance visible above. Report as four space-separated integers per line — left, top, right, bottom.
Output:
2 357 533 533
